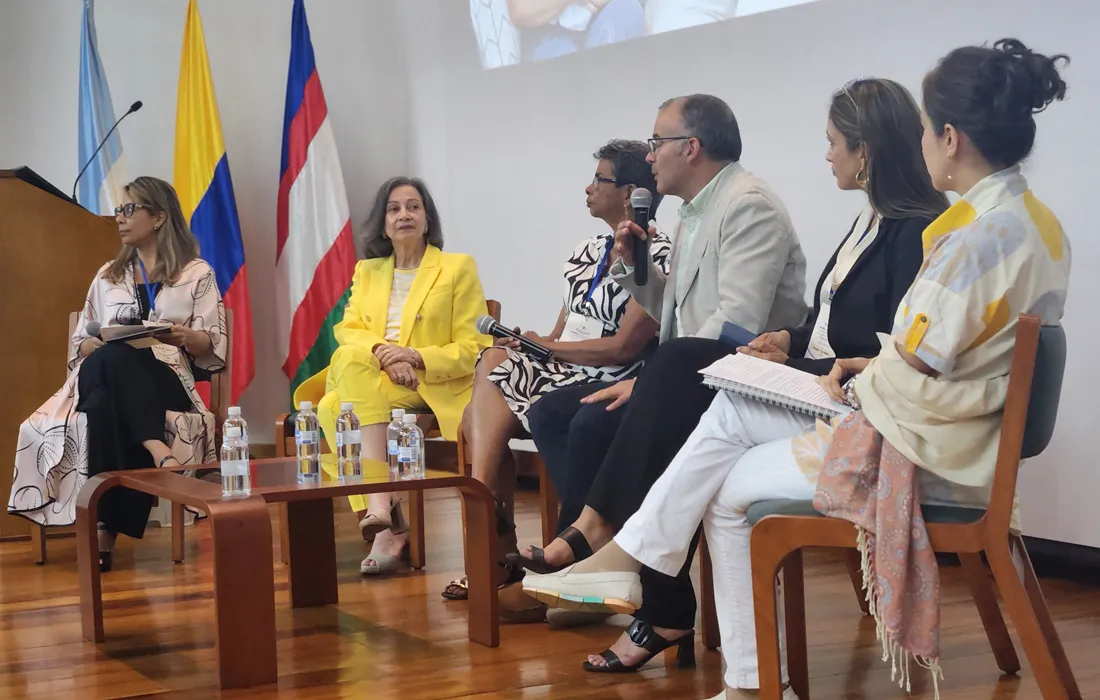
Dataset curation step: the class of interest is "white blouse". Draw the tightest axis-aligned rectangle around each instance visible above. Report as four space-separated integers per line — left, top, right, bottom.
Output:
385 268 418 342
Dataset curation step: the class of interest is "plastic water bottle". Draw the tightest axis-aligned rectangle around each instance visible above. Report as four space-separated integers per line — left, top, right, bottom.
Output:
398 413 425 480
335 401 362 483
295 401 321 485
221 406 250 498
386 409 406 480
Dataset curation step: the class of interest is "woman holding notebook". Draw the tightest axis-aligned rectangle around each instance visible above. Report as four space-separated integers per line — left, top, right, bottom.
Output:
517 77 947 673
7 177 227 573
521 39 1072 700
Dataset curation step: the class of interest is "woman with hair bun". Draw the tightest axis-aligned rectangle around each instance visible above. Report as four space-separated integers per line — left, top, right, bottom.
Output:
522 38 1073 700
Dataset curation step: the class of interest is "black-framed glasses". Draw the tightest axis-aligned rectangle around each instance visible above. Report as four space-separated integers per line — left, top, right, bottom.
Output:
648 136 695 153
114 203 153 218
591 174 619 187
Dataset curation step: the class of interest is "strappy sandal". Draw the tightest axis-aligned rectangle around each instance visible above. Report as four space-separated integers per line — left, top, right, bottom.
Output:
443 499 520 600
582 620 695 674
505 525 593 574
441 562 525 601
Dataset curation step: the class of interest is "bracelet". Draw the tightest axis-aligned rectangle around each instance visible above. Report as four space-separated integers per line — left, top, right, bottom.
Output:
843 377 861 410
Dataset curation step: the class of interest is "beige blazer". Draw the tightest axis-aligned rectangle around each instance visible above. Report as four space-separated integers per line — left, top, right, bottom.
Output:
612 162 808 341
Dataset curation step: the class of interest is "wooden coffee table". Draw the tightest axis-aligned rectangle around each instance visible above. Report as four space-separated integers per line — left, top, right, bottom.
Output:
75 456 499 690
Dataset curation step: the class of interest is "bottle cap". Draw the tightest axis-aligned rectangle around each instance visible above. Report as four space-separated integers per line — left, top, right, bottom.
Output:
403 414 417 424
227 406 241 416
299 401 313 410
225 426 242 438
392 408 406 419
341 402 354 412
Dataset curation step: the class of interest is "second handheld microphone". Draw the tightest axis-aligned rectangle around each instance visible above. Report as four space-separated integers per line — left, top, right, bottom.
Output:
630 188 652 286
475 315 553 363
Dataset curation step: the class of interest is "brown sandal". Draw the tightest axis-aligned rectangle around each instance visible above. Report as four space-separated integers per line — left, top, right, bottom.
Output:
505 526 593 574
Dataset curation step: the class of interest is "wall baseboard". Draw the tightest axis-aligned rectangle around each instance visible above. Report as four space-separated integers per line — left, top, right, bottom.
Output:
1024 536 1100 586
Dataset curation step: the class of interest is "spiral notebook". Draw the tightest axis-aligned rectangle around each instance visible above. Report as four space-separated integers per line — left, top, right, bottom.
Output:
699 353 852 420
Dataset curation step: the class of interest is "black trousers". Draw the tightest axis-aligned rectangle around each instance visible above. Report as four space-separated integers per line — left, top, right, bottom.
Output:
77 342 192 539
527 337 728 629
527 381 621 534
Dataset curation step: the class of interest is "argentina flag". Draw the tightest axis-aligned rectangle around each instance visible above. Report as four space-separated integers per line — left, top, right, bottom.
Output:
77 0 129 214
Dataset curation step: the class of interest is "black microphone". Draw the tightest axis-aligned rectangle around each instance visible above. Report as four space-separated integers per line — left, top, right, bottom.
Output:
72 100 144 204
476 315 553 363
630 188 652 286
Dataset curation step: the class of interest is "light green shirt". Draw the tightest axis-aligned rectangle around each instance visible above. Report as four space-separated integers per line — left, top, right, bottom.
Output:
673 162 737 336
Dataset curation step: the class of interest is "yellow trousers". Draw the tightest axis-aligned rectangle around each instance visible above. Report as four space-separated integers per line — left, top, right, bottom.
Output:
318 344 426 513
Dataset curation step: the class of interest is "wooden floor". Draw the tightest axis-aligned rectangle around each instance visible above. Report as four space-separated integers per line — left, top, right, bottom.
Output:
2 490 1099 700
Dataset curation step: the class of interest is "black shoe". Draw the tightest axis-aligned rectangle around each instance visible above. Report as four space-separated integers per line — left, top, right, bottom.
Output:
98 551 113 573
504 526 593 574
583 619 695 674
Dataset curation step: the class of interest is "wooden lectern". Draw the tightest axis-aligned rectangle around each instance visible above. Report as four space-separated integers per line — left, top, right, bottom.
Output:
0 168 120 539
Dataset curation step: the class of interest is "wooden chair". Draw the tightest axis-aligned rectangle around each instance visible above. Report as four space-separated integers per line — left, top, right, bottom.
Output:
746 315 1079 700
32 309 233 564
273 299 503 569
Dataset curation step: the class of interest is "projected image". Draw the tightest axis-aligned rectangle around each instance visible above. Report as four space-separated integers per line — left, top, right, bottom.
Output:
470 0 822 69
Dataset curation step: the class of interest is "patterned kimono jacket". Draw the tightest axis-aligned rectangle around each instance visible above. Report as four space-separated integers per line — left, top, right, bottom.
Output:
8 258 227 527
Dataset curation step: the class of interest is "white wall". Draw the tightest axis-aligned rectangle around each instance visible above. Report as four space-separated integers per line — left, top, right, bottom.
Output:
0 0 409 441
401 0 1100 547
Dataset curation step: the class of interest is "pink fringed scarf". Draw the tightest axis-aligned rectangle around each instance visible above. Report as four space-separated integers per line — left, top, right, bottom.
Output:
813 411 943 696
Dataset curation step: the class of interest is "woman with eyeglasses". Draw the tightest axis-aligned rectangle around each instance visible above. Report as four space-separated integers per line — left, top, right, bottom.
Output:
524 38 1071 699
438 140 671 617
8 177 227 573
519 78 948 675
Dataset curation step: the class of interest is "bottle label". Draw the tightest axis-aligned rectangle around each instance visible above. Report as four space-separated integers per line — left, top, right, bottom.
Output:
296 430 318 445
388 439 399 455
342 430 362 446
220 458 248 476
398 446 413 463
225 426 242 438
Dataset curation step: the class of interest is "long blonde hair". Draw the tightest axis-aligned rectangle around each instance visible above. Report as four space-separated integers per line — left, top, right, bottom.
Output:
104 176 200 284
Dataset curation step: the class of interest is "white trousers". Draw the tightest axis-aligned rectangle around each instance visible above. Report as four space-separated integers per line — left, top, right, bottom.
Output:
616 391 816 689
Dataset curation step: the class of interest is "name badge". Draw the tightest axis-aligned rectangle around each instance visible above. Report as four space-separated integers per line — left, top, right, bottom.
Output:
560 312 605 342
805 303 836 360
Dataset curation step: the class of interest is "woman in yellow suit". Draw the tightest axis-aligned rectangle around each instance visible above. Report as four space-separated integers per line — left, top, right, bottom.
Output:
294 176 491 574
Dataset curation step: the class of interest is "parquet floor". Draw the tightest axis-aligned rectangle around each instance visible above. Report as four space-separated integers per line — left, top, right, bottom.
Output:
1 489 1098 699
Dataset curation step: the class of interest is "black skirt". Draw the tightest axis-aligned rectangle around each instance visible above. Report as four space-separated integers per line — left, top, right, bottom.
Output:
76 342 192 539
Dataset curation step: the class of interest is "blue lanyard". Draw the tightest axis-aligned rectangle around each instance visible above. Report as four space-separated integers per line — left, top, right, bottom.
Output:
136 258 160 318
584 242 613 307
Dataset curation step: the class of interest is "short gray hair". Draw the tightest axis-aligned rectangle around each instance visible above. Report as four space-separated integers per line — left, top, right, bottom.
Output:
660 94 742 162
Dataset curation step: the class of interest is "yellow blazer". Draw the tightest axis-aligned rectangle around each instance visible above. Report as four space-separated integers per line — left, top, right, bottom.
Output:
294 245 491 440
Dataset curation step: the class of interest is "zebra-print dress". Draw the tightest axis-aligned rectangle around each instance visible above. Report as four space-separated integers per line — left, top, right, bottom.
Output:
487 231 672 430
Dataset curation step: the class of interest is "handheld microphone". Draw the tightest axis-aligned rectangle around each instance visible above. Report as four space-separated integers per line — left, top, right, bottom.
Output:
630 188 652 286
72 100 144 205
476 315 553 363
85 321 102 338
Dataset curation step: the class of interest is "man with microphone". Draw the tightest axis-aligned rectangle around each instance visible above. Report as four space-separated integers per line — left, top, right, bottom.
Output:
517 93 807 658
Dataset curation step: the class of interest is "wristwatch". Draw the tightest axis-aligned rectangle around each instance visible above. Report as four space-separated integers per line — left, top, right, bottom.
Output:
843 377 861 410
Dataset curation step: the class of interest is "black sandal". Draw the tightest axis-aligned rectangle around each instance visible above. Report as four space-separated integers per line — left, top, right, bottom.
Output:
97 523 115 573
442 500 523 601
583 620 695 674
505 525 593 574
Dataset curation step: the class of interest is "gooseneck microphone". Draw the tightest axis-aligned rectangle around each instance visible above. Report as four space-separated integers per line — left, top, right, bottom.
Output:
476 315 553 363
72 100 144 204
630 188 652 286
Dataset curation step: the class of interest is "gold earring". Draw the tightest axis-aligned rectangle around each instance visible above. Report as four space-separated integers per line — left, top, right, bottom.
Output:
855 167 869 190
